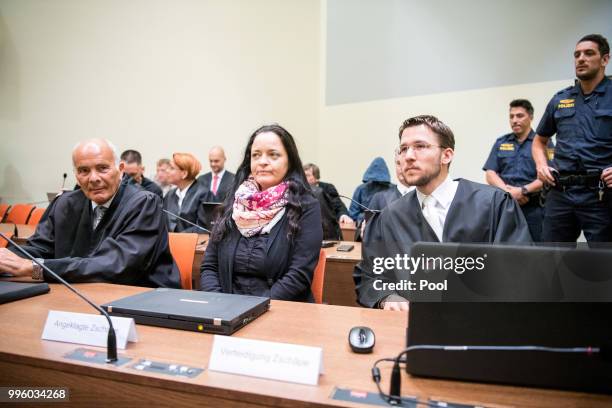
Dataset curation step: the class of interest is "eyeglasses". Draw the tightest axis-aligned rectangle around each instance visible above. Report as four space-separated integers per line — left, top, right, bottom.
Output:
395 142 442 156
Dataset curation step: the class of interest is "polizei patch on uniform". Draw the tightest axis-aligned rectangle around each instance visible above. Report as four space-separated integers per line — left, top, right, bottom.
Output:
557 99 575 108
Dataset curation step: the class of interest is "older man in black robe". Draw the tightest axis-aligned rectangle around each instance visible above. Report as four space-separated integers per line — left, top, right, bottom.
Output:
0 138 180 288
355 115 532 310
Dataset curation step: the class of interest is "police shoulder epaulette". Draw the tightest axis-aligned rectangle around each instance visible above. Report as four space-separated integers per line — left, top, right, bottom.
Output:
555 85 573 95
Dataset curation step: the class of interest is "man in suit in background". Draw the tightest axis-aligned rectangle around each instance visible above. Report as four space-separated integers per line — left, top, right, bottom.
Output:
197 146 235 203
121 149 163 198
154 158 173 197
0 139 180 288
304 163 353 240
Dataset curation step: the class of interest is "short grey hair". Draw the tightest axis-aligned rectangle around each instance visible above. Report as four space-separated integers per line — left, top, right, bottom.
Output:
72 138 120 167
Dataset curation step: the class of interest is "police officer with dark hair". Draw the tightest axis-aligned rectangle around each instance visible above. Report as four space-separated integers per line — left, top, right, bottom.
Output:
532 34 612 244
483 99 553 241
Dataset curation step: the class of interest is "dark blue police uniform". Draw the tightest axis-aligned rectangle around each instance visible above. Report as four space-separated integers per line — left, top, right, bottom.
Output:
483 130 552 241
536 77 612 244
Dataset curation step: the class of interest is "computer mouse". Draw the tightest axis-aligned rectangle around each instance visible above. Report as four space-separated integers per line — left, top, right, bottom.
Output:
348 326 375 353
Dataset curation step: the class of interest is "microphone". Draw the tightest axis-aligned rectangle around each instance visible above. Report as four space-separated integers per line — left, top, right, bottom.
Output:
339 194 380 214
0 232 118 363
339 194 380 223
61 173 67 190
389 360 402 405
162 210 211 234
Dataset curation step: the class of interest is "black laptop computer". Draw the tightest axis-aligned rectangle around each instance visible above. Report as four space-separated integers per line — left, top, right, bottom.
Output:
0 281 50 304
405 243 612 394
102 288 270 335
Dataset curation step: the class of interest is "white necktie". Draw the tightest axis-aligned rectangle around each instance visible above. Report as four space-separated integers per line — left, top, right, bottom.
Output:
422 196 443 241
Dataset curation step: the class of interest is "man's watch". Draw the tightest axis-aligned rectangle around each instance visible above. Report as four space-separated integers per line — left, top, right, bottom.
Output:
521 186 529 196
31 259 44 281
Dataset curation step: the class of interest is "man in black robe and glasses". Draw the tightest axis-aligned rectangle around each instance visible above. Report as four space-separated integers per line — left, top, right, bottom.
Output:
0 138 180 288
354 115 532 311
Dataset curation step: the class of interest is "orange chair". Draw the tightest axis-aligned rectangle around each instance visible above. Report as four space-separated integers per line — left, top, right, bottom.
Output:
0 204 10 223
311 249 327 304
27 208 46 226
5 204 35 224
0 231 13 248
168 232 199 290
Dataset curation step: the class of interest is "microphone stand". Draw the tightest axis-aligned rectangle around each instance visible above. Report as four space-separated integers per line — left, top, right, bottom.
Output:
0 232 118 363
162 210 212 234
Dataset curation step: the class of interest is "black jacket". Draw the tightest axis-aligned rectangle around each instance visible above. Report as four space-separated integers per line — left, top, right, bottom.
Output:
312 181 348 240
163 182 208 233
13 183 180 288
200 194 323 302
197 171 236 203
369 187 402 211
355 179 532 307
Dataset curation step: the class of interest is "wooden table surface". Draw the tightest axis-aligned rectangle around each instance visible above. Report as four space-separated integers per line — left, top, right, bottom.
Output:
0 283 609 407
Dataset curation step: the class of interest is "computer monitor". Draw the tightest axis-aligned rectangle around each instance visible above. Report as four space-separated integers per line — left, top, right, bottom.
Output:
405 243 612 394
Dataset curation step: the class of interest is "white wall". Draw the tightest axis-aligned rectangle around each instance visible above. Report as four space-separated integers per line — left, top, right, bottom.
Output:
317 79 569 198
1 0 608 208
0 0 320 204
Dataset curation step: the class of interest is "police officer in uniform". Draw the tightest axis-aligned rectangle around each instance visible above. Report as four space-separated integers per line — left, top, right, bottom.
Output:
532 34 612 244
483 99 553 241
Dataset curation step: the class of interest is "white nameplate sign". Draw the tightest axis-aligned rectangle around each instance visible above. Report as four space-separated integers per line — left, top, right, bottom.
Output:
208 335 324 385
41 310 138 350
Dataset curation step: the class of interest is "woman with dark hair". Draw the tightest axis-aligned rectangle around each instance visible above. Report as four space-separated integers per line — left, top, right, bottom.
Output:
200 124 323 301
163 152 207 233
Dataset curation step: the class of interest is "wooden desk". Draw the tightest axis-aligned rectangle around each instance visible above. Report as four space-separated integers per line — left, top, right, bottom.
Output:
340 224 356 242
0 284 609 407
323 242 362 307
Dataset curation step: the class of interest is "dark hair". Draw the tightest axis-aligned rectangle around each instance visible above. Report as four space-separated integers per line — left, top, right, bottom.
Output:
578 34 610 57
398 115 455 150
120 149 142 164
212 124 312 242
303 163 320 180
509 99 534 117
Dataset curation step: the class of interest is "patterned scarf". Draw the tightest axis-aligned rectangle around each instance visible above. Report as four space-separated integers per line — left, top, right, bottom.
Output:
232 177 289 237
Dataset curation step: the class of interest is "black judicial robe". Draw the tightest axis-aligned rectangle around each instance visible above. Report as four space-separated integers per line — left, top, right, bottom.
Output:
354 179 532 307
163 182 208 233
369 187 402 211
14 183 180 288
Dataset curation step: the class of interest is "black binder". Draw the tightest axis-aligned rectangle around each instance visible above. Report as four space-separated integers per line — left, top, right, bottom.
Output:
0 281 50 304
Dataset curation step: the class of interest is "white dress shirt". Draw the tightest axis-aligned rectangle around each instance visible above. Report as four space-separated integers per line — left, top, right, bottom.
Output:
175 181 195 209
415 176 459 242
91 194 116 229
397 183 415 196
